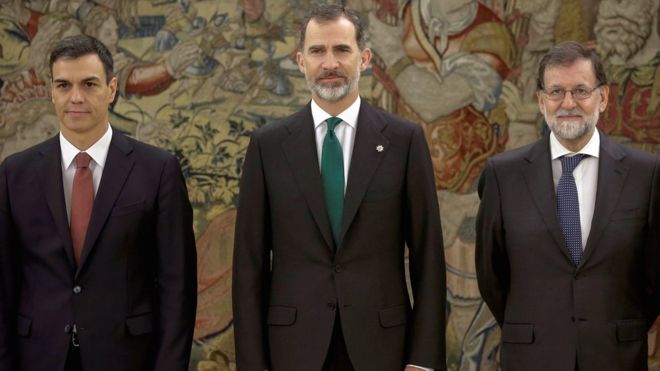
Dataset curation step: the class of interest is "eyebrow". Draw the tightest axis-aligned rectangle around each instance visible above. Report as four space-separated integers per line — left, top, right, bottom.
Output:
53 76 102 84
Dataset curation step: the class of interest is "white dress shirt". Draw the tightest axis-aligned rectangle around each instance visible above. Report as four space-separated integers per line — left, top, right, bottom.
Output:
550 130 600 249
311 97 360 190
60 125 112 223
311 98 432 371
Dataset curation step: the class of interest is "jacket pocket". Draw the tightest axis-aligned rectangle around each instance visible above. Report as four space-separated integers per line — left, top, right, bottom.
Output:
378 305 408 328
110 201 144 217
501 323 534 344
616 319 646 342
126 312 154 335
610 208 646 221
267 306 297 326
16 315 31 337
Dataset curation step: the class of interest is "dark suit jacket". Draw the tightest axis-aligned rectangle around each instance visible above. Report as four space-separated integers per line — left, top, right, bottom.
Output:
0 131 197 371
476 130 660 371
232 100 446 371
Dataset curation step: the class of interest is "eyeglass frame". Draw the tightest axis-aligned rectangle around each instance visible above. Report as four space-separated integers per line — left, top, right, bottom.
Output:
538 84 603 101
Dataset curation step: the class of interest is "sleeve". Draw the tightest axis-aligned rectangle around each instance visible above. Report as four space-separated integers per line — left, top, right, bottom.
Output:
0 161 17 370
475 159 509 326
232 132 272 370
152 155 198 370
404 125 447 370
644 156 660 328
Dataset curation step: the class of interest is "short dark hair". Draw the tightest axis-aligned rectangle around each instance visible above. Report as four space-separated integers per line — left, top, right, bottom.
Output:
49 34 114 83
299 4 366 50
537 41 607 90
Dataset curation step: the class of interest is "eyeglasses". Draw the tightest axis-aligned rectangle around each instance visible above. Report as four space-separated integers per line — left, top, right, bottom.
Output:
540 85 602 101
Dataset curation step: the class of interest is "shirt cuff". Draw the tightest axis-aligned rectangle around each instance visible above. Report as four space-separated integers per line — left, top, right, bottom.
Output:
406 365 433 371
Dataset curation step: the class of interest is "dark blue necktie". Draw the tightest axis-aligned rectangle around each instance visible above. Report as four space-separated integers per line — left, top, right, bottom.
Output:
322 117 344 245
557 154 588 266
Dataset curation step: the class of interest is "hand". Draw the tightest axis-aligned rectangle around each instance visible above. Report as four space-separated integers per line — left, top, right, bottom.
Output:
165 41 204 78
367 12 406 67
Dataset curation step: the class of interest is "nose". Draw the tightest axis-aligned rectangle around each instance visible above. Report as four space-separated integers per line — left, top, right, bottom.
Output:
560 91 577 109
322 53 339 70
70 85 84 103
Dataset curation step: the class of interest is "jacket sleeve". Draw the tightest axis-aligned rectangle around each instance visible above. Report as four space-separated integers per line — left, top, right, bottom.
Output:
404 125 447 370
232 132 272 370
475 159 509 326
152 155 198 370
644 156 660 328
0 161 17 370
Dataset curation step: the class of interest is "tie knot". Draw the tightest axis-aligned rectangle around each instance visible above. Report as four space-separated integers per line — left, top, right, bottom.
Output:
326 117 342 131
75 152 92 169
560 154 587 174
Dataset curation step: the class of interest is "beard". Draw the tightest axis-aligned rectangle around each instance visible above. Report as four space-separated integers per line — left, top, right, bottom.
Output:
543 102 601 141
306 64 360 102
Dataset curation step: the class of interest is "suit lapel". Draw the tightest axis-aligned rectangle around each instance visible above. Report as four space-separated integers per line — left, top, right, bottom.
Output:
581 132 628 266
76 132 134 276
521 136 572 263
36 137 75 268
281 104 335 251
339 102 389 247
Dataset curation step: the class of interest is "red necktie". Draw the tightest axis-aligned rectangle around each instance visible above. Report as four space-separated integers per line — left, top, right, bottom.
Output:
70 152 93 265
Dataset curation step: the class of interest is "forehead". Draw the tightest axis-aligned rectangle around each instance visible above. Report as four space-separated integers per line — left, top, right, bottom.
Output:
543 58 597 87
303 16 358 49
52 53 106 80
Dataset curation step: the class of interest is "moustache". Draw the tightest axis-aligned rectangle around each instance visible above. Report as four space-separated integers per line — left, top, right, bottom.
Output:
555 109 584 116
316 71 347 81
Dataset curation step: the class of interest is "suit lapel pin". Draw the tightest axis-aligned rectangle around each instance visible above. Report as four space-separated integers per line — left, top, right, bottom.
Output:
376 145 384 152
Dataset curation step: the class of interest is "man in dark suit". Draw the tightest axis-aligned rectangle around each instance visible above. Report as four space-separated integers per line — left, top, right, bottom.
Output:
476 41 659 370
0 35 197 371
232 4 446 371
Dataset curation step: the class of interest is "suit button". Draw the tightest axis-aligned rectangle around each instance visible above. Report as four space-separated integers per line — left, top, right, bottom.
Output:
334 264 343 273
73 286 82 294
64 324 72 333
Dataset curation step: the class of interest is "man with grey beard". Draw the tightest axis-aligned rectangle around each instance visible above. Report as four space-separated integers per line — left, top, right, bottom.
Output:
232 4 446 371
476 41 659 371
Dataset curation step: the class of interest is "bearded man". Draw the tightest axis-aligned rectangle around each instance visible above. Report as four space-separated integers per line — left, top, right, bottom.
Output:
476 41 660 371
232 4 447 371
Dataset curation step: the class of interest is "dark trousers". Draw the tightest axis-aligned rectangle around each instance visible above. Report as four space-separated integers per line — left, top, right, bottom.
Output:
65 343 82 371
321 314 355 371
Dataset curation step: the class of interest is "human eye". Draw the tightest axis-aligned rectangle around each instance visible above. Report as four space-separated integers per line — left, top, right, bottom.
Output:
55 82 69 89
308 47 323 55
572 87 590 99
85 81 98 88
547 88 564 99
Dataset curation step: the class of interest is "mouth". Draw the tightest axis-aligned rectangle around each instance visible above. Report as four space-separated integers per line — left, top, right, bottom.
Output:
316 73 346 84
556 115 583 121
64 111 91 118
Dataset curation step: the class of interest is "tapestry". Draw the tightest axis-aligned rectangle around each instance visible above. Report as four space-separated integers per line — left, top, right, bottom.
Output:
0 0 658 369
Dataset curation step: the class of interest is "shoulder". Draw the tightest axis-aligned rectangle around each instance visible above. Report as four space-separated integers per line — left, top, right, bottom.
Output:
112 132 179 166
487 140 537 169
601 133 659 169
361 100 420 136
252 105 310 140
1 136 57 169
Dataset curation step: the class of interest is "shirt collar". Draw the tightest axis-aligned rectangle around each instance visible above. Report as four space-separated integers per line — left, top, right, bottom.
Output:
60 124 113 169
311 96 361 129
550 129 600 160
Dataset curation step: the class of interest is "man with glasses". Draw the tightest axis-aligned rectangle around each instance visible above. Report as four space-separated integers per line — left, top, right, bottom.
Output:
476 41 659 370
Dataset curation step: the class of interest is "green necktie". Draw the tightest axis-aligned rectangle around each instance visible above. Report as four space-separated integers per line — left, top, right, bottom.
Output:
321 117 344 245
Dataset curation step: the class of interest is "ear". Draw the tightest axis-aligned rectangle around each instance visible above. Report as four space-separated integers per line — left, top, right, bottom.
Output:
108 76 118 103
536 90 545 115
296 51 305 74
598 84 609 112
360 47 372 71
